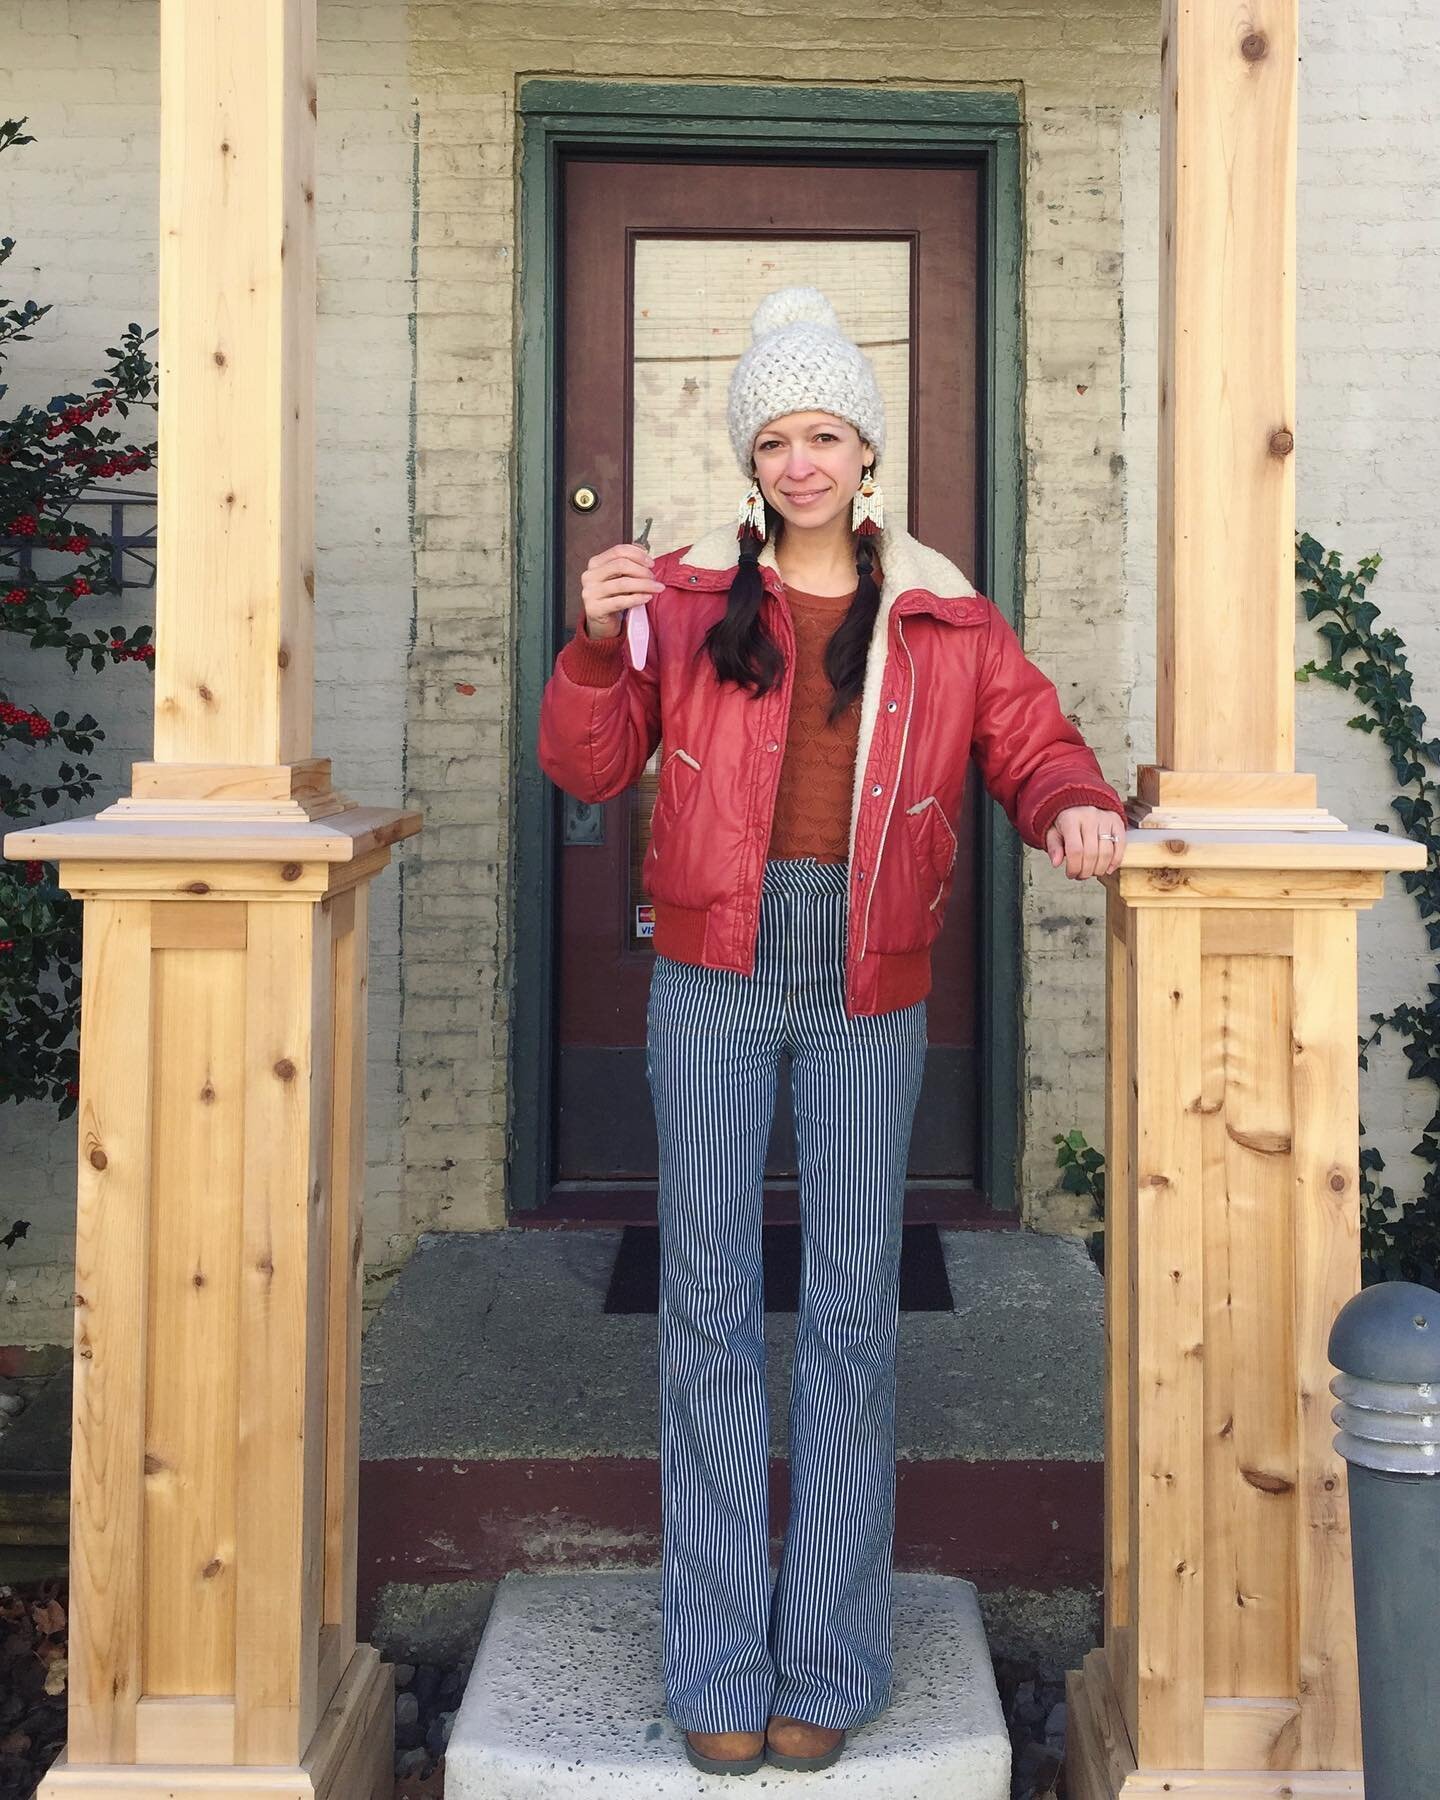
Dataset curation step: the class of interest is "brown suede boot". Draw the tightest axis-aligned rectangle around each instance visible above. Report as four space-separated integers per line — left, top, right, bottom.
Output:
683 1727 766 1775
765 1715 848 1771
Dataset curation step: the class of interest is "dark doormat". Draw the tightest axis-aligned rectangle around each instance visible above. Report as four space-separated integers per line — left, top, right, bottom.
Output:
602 1222 954 1314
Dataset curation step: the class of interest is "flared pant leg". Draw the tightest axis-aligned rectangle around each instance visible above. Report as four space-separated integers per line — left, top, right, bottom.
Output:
646 895 785 1733
764 860 927 1729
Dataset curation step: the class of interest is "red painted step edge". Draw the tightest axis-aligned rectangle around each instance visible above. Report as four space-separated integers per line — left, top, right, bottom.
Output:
357 1456 1101 1624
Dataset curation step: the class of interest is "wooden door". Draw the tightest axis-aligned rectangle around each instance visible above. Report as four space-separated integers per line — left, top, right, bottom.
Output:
543 156 987 1221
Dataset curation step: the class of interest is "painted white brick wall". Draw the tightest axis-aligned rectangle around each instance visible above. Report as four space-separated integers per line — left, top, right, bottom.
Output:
1294 0 1440 1213
0 0 415 1338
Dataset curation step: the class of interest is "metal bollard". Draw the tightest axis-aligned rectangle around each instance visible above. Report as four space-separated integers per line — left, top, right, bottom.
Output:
1328 1279 1440 1800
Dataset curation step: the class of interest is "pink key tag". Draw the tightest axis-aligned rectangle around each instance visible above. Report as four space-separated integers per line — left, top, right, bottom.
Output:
627 515 654 671
626 601 649 671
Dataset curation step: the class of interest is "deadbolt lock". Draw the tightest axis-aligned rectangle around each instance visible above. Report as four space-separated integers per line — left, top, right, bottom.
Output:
570 485 599 512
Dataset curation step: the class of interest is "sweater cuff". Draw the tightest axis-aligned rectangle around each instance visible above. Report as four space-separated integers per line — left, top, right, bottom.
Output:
560 621 626 687
1031 784 1127 845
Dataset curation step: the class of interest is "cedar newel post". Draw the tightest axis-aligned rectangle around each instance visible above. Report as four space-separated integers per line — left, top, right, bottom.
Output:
1064 3 1423 1797
3 2 419 1793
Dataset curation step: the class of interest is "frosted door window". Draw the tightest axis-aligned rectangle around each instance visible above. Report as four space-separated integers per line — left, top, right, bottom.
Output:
631 238 911 551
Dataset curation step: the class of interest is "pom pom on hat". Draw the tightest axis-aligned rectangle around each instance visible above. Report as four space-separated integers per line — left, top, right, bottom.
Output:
748 286 841 341
726 284 887 475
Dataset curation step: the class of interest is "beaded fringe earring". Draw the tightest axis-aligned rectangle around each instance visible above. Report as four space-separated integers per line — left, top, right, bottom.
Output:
851 463 883 537
737 475 767 546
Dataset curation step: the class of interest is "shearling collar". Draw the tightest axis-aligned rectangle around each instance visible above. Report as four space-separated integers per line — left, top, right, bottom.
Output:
668 519 986 623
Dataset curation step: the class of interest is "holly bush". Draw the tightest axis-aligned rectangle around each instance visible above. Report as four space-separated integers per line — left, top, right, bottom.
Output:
1 115 158 1119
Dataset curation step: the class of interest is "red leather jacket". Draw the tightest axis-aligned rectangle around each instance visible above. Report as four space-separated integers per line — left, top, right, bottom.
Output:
538 520 1125 1017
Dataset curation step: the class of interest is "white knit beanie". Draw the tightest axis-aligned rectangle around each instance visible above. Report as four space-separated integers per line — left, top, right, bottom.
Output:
726 286 886 476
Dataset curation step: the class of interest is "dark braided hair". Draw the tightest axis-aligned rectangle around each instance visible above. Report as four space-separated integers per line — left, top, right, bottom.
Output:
700 468 884 728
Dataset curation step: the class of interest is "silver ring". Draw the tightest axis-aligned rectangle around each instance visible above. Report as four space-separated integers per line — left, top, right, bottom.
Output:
1100 833 1118 841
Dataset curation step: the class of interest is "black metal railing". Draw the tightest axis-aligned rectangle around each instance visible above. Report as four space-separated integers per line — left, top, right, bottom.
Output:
1 486 157 593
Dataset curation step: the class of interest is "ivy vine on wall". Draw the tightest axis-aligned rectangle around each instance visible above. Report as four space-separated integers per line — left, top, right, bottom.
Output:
1057 531 1439 1290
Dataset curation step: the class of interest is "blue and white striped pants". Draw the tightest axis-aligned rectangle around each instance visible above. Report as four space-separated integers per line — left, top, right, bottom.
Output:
645 856 928 1733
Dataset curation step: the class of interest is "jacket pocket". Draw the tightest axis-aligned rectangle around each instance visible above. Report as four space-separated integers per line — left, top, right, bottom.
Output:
903 794 959 912
646 746 701 867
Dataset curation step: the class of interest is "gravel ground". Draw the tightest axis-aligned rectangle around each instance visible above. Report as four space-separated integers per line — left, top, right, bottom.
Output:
0 1585 1069 1799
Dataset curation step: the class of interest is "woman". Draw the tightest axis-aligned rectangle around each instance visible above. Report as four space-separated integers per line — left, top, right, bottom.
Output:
537 287 1127 1776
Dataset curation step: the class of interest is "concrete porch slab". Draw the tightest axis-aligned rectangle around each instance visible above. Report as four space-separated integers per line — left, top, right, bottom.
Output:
444 1568 1011 1800
361 1225 1103 1464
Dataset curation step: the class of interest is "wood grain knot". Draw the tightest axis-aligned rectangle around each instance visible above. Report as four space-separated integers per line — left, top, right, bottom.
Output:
1163 838 1188 854
1240 30 1269 59
186 881 210 895
1228 1125 1292 1154
273 1058 296 1081
1269 427 1295 456
281 861 303 881
1241 1467 1294 1495
88 1147 107 1170
277 646 290 668
202 1557 224 1579
1329 1168 1348 1192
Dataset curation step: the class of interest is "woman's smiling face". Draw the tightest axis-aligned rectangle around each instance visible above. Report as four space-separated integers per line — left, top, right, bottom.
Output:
751 411 872 533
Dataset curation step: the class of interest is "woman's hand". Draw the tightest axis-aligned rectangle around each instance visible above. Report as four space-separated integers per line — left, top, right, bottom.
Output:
1045 806 1127 879
580 542 665 639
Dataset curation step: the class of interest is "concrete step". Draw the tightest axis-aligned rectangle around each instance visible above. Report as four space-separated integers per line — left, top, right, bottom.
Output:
358 1225 1104 1670
444 1568 1011 1799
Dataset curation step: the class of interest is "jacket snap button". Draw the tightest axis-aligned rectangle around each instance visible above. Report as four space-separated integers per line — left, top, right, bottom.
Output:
766 741 778 752
871 784 882 797
886 700 897 712
688 574 698 584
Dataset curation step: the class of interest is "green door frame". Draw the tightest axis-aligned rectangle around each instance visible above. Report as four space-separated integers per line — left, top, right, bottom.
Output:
510 78 1025 1217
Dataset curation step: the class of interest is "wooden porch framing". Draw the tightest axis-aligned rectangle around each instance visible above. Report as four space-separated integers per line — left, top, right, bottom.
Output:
1 0 1423 1794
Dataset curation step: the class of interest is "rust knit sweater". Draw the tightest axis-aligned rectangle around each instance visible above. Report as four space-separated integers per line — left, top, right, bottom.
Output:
560 582 867 862
766 584 860 862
